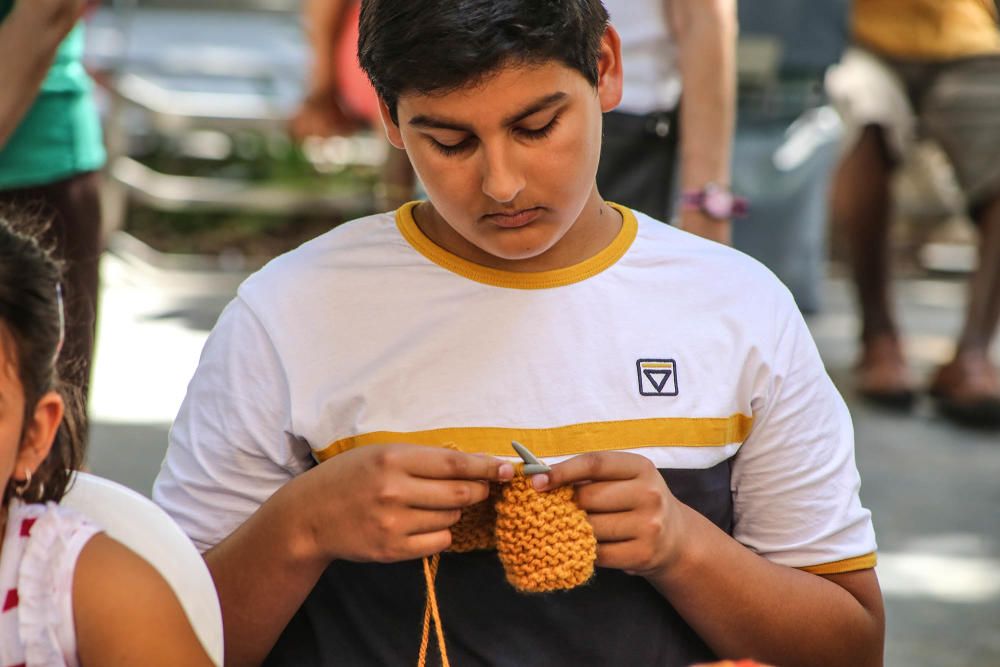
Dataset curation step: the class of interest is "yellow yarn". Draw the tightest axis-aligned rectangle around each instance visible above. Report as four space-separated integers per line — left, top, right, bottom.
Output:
417 554 450 667
494 469 597 593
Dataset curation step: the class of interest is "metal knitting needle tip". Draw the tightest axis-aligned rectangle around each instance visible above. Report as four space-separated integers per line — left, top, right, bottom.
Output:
511 440 551 475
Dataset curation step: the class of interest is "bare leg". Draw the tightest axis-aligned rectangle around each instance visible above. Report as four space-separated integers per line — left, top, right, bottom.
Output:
831 125 914 406
930 194 1000 426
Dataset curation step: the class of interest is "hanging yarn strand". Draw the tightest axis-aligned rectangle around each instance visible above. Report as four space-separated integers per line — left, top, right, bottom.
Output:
418 554 450 667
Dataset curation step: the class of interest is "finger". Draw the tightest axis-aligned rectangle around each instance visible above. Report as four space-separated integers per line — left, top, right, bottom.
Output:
588 511 639 544
595 540 643 571
404 447 514 482
532 451 645 491
401 508 464 536
405 478 492 510
574 480 644 513
404 530 454 559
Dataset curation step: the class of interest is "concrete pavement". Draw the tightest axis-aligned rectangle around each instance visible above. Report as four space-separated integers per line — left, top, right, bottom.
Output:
86 241 1000 666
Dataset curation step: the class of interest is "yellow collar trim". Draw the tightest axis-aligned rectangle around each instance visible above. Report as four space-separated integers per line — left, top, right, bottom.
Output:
394 201 637 289
314 414 753 462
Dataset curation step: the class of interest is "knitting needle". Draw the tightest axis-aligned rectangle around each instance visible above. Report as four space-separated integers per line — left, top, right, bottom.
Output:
511 440 551 475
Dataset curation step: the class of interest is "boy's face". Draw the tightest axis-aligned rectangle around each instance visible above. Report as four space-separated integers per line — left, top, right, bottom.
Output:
379 28 623 271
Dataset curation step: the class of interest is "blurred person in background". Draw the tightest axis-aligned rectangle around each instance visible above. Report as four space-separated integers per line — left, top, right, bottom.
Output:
827 0 1000 427
0 0 106 421
599 0 739 245
291 0 415 211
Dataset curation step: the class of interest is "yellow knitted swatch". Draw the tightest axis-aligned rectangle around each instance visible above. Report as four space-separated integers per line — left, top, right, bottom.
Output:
494 469 597 592
421 466 597 664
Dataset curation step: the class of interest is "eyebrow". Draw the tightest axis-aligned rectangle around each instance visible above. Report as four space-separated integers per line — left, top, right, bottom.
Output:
408 92 568 132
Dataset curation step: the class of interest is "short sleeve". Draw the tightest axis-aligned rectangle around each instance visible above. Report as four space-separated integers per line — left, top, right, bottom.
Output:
153 297 314 552
731 292 877 573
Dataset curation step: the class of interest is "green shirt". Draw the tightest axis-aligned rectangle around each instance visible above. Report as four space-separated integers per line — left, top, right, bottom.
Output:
0 1 106 189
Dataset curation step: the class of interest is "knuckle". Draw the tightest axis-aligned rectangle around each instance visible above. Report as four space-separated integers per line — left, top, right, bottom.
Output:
643 487 665 510
581 452 604 476
375 483 401 506
372 446 397 469
640 517 661 540
443 452 468 477
375 513 398 535
452 483 473 505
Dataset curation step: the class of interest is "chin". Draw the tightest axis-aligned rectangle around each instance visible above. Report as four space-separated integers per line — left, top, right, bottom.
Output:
486 239 555 262
484 227 562 262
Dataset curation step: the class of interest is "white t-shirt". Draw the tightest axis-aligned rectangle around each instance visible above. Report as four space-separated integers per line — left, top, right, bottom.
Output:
606 0 682 114
155 203 876 575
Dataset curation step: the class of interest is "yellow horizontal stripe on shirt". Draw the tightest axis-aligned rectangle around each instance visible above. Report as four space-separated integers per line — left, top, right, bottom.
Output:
314 414 754 462
799 552 878 575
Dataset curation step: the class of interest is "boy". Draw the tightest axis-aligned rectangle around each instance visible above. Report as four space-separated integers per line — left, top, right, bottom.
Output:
154 1 884 665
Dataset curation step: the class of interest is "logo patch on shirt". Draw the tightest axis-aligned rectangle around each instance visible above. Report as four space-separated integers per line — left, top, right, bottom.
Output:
637 359 678 396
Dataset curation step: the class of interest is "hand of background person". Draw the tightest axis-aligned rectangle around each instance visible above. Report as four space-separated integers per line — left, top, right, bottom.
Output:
0 0 88 147
292 444 514 563
17 0 86 33
289 88 366 141
531 451 690 577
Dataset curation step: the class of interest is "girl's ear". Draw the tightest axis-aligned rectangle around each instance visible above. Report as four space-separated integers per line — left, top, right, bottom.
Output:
377 97 406 150
13 391 63 482
597 24 624 113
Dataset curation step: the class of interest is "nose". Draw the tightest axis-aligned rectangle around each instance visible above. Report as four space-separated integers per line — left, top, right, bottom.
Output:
480 144 525 204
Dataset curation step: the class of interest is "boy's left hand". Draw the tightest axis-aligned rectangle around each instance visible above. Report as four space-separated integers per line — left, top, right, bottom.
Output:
531 452 690 578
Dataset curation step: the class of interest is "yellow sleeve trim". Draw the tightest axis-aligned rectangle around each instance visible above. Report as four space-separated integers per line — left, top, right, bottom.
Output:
394 200 638 289
798 552 878 575
314 414 753 462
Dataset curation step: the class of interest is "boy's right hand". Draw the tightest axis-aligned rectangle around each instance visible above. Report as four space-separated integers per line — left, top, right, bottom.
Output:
292 444 513 564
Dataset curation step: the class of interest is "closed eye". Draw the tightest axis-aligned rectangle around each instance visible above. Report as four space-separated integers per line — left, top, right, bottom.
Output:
429 136 477 157
514 113 561 141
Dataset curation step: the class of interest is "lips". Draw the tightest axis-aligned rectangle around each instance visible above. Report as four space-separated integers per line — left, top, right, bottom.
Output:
482 207 544 229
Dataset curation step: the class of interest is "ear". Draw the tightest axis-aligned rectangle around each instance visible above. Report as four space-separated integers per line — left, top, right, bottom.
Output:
12 391 63 482
377 97 406 150
596 25 624 113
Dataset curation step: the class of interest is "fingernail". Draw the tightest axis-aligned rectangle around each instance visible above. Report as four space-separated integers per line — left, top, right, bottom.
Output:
531 473 549 490
498 463 514 480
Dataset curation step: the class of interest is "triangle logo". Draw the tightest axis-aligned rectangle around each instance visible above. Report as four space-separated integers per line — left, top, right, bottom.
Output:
643 369 672 393
636 359 678 396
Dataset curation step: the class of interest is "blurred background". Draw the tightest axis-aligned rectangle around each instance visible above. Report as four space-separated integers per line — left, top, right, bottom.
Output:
52 0 1000 664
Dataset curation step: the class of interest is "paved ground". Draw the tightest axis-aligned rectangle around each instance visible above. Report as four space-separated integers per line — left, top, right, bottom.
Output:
85 240 1000 667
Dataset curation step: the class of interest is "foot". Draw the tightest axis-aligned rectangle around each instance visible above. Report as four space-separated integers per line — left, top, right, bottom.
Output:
855 335 916 409
929 353 1000 428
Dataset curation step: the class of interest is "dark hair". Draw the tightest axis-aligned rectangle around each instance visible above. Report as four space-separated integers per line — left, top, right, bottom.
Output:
358 0 610 124
0 212 84 505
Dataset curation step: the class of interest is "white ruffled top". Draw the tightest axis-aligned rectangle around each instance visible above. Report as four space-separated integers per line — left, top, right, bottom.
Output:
0 499 101 667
